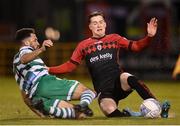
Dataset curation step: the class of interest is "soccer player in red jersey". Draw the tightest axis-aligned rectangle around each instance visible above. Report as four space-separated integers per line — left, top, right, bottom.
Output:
49 11 170 117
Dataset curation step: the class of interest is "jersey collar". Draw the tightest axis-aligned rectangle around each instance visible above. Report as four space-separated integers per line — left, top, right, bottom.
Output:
91 34 106 40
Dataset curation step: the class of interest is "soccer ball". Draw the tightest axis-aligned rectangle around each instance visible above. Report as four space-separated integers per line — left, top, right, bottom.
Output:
140 98 162 118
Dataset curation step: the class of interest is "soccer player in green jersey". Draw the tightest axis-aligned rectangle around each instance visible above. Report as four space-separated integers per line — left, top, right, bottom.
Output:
13 28 96 119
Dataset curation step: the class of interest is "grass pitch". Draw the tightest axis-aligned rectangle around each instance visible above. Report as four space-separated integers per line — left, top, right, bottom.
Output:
0 77 180 125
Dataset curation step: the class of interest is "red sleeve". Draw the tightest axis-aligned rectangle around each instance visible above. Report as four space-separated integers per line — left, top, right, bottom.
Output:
49 42 84 74
49 61 77 74
70 42 84 64
115 34 153 52
114 34 130 49
130 36 153 52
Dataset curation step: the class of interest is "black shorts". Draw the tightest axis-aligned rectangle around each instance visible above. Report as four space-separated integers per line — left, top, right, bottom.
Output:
98 74 133 105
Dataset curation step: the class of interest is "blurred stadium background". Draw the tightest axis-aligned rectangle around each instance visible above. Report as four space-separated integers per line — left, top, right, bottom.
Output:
0 0 179 80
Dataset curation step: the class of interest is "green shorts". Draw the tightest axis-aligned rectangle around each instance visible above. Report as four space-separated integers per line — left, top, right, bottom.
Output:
32 75 79 113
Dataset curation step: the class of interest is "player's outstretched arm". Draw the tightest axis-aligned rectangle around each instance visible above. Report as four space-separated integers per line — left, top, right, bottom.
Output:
130 18 158 52
20 40 53 64
48 38 82 74
48 61 77 74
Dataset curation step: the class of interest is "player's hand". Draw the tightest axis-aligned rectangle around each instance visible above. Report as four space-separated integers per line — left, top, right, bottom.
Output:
41 39 53 51
147 17 158 37
45 66 50 71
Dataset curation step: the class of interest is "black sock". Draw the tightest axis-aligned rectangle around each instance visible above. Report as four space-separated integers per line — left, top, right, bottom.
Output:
107 109 126 117
127 76 156 100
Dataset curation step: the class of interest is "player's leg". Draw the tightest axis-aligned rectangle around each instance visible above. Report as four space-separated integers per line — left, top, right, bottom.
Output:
119 72 155 116
71 82 96 116
33 75 93 118
72 83 96 107
56 100 87 119
45 75 96 116
120 72 155 99
35 75 96 102
32 97 86 119
120 72 171 118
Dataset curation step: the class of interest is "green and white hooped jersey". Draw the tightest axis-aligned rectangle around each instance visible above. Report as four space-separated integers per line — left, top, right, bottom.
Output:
13 46 48 98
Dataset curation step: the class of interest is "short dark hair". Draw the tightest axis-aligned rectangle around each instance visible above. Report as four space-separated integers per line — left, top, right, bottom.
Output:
88 11 105 24
15 28 35 41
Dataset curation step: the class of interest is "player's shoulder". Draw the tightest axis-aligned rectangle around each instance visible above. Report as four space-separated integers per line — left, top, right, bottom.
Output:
107 34 128 41
19 46 33 52
18 46 34 57
77 37 92 47
79 37 92 43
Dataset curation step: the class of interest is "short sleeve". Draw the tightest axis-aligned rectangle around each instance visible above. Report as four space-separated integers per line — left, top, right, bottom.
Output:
114 34 130 50
19 46 33 58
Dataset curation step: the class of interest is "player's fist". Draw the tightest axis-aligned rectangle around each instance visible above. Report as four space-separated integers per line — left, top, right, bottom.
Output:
41 40 53 51
147 17 158 37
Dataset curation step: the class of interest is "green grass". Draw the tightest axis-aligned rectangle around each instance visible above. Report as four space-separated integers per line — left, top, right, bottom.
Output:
0 77 180 125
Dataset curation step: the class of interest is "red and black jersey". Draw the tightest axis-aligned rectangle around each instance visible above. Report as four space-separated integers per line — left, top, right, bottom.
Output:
71 34 132 93
49 33 152 94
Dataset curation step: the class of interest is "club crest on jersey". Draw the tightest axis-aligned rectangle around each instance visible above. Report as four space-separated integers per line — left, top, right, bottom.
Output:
97 45 102 51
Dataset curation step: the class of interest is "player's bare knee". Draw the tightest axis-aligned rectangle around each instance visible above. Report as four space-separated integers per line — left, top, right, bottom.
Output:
72 83 86 99
73 83 96 99
99 98 117 115
77 83 96 95
120 72 132 91
77 83 88 92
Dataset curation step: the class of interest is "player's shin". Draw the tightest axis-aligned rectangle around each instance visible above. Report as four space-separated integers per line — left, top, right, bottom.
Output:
127 76 156 100
78 89 96 116
80 89 96 107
